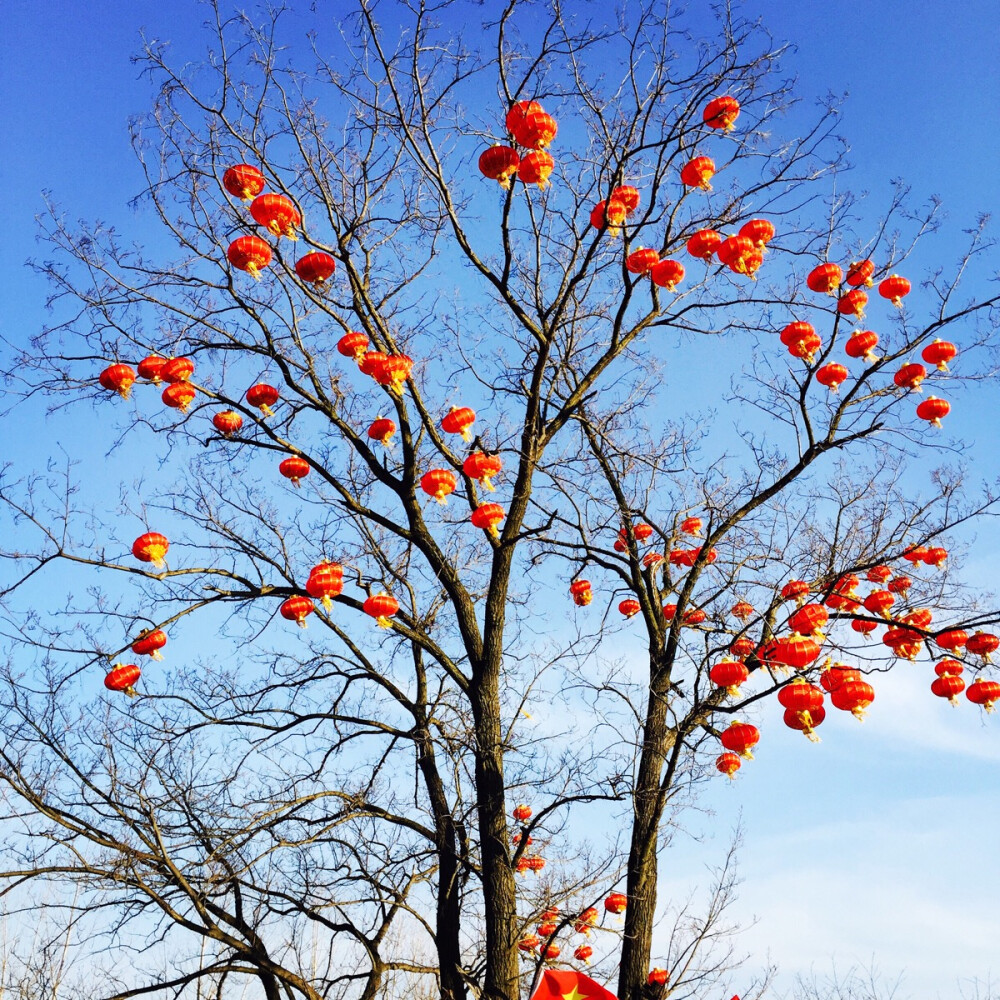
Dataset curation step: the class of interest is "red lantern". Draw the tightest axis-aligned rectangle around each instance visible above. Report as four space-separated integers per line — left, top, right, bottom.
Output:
916 396 950 428
931 673 965 705
863 590 895 616
367 417 397 447
647 968 670 986
627 248 661 275
131 628 167 660
212 410 243 437
883 627 923 660
830 679 875 719
515 856 532 875
852 618 878 637
779 321 815 347
610 185 640 213
921 339 957 371
250 193 301 239
570 579 593 607
574 908 599 934
104 662 141 696
815 363 849 391
716 235 755 271
778 679 825 717
661 603 676 622
161 357 195 384
280 595 315 628
526 856 547 874
936 659 963 676
739 218 775 248
788 331 822 364
573 945 593 965
590 198 628 235
479 144 520 188
223 163 266 202
517 150 555 189
710 659 749 696
246 383 280 416
837 289 868 319
295 252 336 285
887 576 912 594
539 941 559 961
788 603 829 637
279 456 310 485
894 362 927 391
967 679 1000 711
730 637 755 659
844 330 879 362
364 592 399 628
514 109 558 149
463 452 502 490
820 663 861 692
132 532 169 568
731 600 754 620
719 720 759 759
647 258 685 290
923 546 948 568
769 633 822 670
374 354 414 395
681 608 707 626
519 936 540 954
902 608 933 629
506 100 543 137
99 363 137 398
421 469 458 504
306 562 344 610
703 94 740 130
902 546 928 564
137 355 167 383
783 704 826 740
642 552 664 569
619 599 641 619
936 629 968 651
680 516 702 536
604 892 628 914
715 752 742 779
781 579 810 605
227 235 273 279
845 259 875 287
866 565 892 584
680 156 715 190
471 503 505 537
878 274 911 308
359 350 387 378
440 406 476 441
965 632 1000 663
686 229 723 260
512 803 532 822
337 331 370 362
806 262 843 295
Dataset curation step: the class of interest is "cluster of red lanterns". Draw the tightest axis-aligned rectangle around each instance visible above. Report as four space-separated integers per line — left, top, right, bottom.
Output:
479 99 558 191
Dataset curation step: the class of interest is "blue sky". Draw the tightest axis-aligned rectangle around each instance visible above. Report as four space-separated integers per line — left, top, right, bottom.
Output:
3 1 999 996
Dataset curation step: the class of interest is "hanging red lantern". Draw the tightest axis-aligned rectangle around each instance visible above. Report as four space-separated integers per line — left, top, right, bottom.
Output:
441 406 476 441
681 608 707 626
574 908 599 934
104 663 141 696
511 803 533 824
519 936 540 954
250 193 301 238
837 289 868 319
223 163 266 202
610 185 640 214
526 856 547 874
626 248 661 275
716 235 755 271
730 637 755 659
731 600 754 620
647 258 686 290
680 156 715 190
738 218 775 248
902 546 928 564
852 618 878 637
686 229 723 260
826 592 861 613
515 856 532 875
806 263 843 295
604 892 628 914
364 592 399 628
769 634 822 669
921 339 957 371
590 198 629 235
212 410 243 437
619 598 641 619
337 331 370 362
463 452 502 490
642 552 664 568
421 469 458 504
280 595 315 628
367 417 397 447
703 94 740 130
902 608 934 630
374 354 414 395
570 579 593 607
878 274 911 308
279 456 310 485
931 673 965 705
936 629 968 652
916 396 950 428
246 383 280 416
506 100 544 136
471 503 505 537
843 330 879 362
831 678 875 719
136 355 167 383
863 590 895 616
788 331 822 364
661 603 676 622
781 580 810 605
783 704 826 740
99 363 137 398
306 562 344 610
539 942 559 961
778 678 825 717
887 576 912 594
359 350 388 378
922 546 948 568
295 252 336 285
845 259 875 287
514 109 558 149
647 968 670 986
788 603 829 637
936 659 963 676
967 679 1000 711
893 363 927 391
739 247 764 278
573 945 593 965
710 660 749 696
517 150 555 189
815 363 849 391
720 721 759 759
866 565 892 584
715 751 742 779
965 632 1000 662
819 663 861 692
479 144 520 188
132 532 169 568
882 627 923 660
227 235 273 279
131 628 167 660
680 516 703 536
779 321 815 348
627 523 654 543
161 357 195 384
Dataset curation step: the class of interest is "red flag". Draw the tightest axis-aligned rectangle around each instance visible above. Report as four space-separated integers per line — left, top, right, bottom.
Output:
529 969 618 1000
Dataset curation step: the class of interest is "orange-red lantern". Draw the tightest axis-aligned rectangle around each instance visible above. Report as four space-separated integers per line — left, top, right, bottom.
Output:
681 607 707 626
788 603 828 637
730 637 755 659
966 678 1000 711
610 185 640 213
574 908 599 934
686 229 723 260
830 678 875 719
788 330 822 364
882 627 923 660
806 263 842 295
902 546 928 564
965 632 999 662
921 339 957 371
512 803 532 822
710 659 749 696
514 109 558 150
104 662 141 696
539 941 559 961
936 658 964 676
573 945 593 964
778 679 825 728
923 546 948 568
279 456 310 485
931 673 965 705
680 156 715 190
526 855 547 874
479 144 520 188
590 198 628 235
647 968 670 986
131 628 167 659
715 751 742 779
517 150 555 189
227 235 273 279
837 289 868 319
815 363 849 390
650 258 685 290
845 259 875 287
780 321 815 347
295 252 336 285
783 704 826 740
661 603 677 622
570 579 592 607
367 417 397 447
902 608 933 629
852 618 878 637
863 590 895 616
703 94 740 130
731 600 754 620
132 532 169 568
359 350 387 378
819 663 861 692
680 516 702 536
619 598 641 619
719 720 759 759
440 406 476 441
280 595 315 628
739 218 775 248
250 193 301 239
769 633 822 670
337 331 370 362
845 330 879 362
373 354 413 395
886 576 911 595
878 274 911 308
421 469 458 504
866 565 892 584
223 163 266 202
642 552 664 568
935 629 968 652
161 357 195 384
916 396 950 428
99 363 136 398
471 502 505 537
463 452 502 490
212 410 243 437
781 579 810 605
716 235 754 270
364 591 399 628
246 382 280 416
137 355 167 383
604 892 627 914
519 936 540 954
894 362 927 391
627 248 661 275
306 561 344 609
506 100 543 137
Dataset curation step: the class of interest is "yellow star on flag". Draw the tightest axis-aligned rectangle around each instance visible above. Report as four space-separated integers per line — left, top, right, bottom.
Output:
561 988 590 1000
